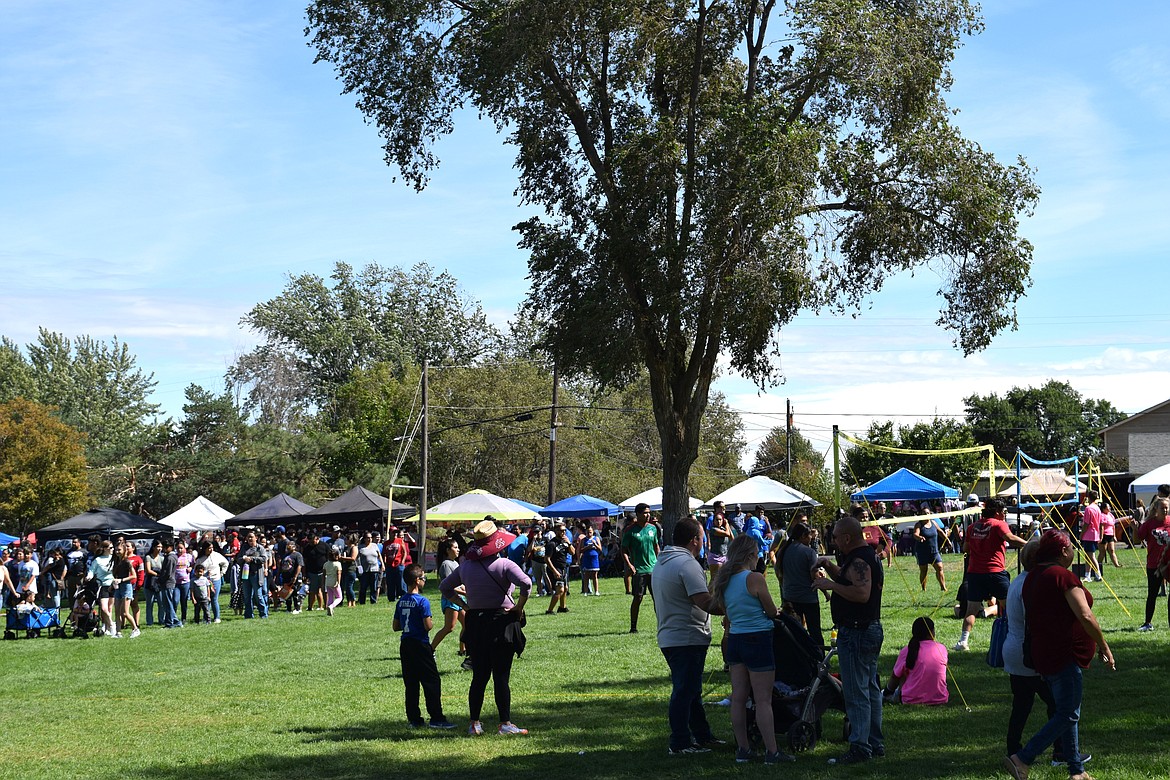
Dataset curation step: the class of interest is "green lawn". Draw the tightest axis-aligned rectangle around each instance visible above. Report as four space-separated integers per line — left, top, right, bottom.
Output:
3 551 1168 780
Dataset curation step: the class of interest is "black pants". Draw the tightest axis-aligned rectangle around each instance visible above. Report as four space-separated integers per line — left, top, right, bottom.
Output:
466 609 517 723
401 638 445 723
1007 674 1065 759
788 600 824 648
1145 568 1169 626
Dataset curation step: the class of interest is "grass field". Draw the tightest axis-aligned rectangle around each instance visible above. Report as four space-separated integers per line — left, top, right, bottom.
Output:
3 551 1169 780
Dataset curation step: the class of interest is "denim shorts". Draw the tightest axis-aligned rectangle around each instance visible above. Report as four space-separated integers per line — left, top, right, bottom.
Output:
114 582 133 600
725 629 775 672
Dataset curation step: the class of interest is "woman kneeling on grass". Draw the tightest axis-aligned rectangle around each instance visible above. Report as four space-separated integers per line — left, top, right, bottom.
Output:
710 534 795 765
1002 529 1115 780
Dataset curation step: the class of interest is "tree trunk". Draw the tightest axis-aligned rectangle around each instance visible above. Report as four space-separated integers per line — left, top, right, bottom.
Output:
647 361 710 545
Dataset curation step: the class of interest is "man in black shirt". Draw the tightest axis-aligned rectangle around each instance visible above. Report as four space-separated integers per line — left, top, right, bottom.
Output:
544 521 571 615
814 509 885 766
302 532 332 612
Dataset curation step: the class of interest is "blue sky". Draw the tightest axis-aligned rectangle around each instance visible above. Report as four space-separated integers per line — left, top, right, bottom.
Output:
2 1 1168 469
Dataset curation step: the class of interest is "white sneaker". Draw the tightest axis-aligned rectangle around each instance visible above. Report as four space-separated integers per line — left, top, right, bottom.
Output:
213 618 221 624
129 628 141 638
111 632 124 639
1138 623 1154 632
953 640 969 651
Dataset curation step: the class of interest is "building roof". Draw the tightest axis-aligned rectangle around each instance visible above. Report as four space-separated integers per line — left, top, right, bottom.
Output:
1099 397 1170 435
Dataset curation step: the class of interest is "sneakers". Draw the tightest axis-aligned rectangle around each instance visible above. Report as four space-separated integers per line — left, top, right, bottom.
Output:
668 744 711 756
408 719 426 728
429 719 457 730
213 618 221 624
129 628 141 638
468 721 485 736
460 656 474 671
953 640 969 652
1139 623 1154 632
498 723 528 735
557 606 569 613
698 737 727 747
735 747 753 763
828 745 870 765
292 609 302 614
765 750 796 764
111 632 124 639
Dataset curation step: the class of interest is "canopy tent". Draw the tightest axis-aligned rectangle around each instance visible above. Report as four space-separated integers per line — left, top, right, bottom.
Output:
703 475 821 511
850 468 959 502
36 508 175 542
618 486 705 512
541 494 622 518
1130 462 1170 503
0 532 19 546
509 498 546 514
406 489 543 523
230 492 316 526
159 495 233 533
998 469 1086 499
306 486 415 527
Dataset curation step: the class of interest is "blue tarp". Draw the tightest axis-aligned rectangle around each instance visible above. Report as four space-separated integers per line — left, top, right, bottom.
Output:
0 532 19 545
850 468 960 502
541 494 623 518
508 498 546 515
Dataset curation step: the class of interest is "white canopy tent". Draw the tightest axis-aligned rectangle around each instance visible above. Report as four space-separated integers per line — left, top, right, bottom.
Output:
618 487 704 512
702 475 820 511
1130 462 1170 505
160 495 233 533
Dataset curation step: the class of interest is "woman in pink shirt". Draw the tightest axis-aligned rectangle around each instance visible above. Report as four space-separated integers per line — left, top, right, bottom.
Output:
883 616 949 705
1098 502 1121 572
1136 497 1170 631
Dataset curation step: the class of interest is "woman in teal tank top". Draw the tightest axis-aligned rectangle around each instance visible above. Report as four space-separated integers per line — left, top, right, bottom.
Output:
710 535 794 765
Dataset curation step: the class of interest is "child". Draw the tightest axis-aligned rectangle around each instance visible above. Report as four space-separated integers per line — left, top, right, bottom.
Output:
191 565 213 625
392 564 455 730
883 616 949 705
323 548 342 616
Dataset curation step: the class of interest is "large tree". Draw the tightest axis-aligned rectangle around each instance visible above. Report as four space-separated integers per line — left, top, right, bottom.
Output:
0 398 90 535
307 0 1038 536
964 381 1128 466
842 418 984 492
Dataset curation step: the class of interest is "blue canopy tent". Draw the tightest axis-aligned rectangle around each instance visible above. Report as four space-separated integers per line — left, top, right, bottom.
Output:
541 494 622 518
0 532 19 545
508 498 546 515
850 468 960 502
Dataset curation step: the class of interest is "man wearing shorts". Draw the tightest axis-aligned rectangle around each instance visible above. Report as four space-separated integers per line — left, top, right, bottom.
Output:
955 498 1025 651
623 503 660 634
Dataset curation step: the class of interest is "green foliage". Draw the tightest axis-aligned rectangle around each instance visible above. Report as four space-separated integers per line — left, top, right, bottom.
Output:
307 0 1039 533
843 418 983 491
0 398 90 534
753 426 845 510
232 261 499 423
964 380 1128 463
1 328 159 469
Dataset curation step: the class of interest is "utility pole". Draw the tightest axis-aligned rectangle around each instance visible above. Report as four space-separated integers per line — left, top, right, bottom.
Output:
420 358 429 566
547 361 559 506
786 398 793 475
833 424 841 514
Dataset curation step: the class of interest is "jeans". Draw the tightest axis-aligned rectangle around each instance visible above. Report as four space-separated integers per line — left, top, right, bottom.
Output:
45 579 62 609
209 578 222 621
837 622 885 756
144 586 161 625
176 581 192 621
342 569 357 603
358 571 381 604
1018 661 1084 775
661 644 715 750
161 586 179 627
1007 674 1065 758
242 576 269 618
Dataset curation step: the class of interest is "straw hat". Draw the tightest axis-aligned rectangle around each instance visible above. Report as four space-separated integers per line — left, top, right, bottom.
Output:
464 517 516 561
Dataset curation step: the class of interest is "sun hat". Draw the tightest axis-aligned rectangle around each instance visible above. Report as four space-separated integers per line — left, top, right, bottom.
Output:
464 517 516 561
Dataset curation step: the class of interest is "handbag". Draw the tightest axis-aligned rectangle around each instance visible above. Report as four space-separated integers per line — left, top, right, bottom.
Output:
986 615 1008 668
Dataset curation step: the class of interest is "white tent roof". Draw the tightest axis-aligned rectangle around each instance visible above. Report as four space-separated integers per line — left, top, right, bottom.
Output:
618 487 704 512
403 489 544 523
160 496 233 533
1130 462 1170 496
702 475 821 511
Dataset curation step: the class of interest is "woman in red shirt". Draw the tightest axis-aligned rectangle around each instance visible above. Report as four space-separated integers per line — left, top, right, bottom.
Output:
1003 530 1114 780
1135 497 1170 632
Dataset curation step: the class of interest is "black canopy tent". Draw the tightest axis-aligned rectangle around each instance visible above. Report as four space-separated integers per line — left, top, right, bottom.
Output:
305 486 415 530
36 508 175 543
229 492 316 527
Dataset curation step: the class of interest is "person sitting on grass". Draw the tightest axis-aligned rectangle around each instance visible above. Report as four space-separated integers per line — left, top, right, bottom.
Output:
883 616 948 705
393 564 455 730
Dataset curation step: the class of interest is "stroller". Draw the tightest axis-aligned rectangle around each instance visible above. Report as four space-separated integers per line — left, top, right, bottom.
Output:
68 579 102 638
4 604 62 640
766 612 848 753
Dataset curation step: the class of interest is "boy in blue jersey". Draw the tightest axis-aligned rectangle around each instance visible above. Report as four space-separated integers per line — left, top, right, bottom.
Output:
393 564 455 729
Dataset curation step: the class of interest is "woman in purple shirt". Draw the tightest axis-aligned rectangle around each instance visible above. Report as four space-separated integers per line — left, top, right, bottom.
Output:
440 517 531 738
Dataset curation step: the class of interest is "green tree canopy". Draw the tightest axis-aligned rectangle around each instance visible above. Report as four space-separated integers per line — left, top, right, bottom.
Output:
843 418 983 493
0 398 91 535
307 0 1039 537
752 426 843 510
964 380 1128 465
